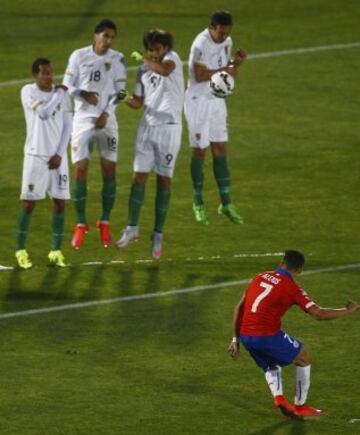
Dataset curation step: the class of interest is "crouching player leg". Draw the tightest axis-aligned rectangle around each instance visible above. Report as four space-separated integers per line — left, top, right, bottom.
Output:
228 250 359 419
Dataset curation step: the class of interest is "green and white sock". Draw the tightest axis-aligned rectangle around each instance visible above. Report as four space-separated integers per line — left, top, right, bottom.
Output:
128 184 145 226
191 156 204 206
213 155 231 206
52 211 65 250
154 185 171 233
101 177 116 221
74 180 87 224
16 209 33 250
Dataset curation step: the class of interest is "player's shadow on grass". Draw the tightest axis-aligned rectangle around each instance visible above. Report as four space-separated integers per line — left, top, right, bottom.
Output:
83 265 106 300
116 267 134 297
248 419 306 435
144 265 160 294
39 266 78 298
4 267 76 301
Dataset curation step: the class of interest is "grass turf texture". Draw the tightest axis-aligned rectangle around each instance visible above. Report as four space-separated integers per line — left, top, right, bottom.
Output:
0 0 359 433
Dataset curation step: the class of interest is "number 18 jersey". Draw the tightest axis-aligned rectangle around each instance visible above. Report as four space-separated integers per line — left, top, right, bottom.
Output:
239 269 316 336
63 45 126 122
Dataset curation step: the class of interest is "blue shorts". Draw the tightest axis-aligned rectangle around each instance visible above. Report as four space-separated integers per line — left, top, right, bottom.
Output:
240 331 302 372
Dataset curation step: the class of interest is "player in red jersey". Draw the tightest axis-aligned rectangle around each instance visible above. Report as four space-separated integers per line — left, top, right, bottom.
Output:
228 250 359 419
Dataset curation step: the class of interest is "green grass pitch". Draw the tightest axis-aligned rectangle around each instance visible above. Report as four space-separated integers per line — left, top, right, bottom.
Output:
0 1 359 434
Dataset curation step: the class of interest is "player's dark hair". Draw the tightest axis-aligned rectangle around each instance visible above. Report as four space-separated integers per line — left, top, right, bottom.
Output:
94 19 117 34
32 57 51 74
211 10 233 27
143 29 173 51
283 250 305 271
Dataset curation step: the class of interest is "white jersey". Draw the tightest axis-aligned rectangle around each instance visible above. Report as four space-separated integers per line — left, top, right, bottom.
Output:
21 84 72 157
63 45 126 122
187 28 232 97
134 51 184 126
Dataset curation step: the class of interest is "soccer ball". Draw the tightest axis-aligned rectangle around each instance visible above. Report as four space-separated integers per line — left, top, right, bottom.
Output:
209 71 235 98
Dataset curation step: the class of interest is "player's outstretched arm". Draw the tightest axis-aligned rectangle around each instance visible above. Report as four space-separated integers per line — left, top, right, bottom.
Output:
308 301 359 320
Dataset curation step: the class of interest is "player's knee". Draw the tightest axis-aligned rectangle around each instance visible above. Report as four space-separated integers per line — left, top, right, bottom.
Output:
211 142 227 157
294 347 311 366
53 199 65 213
302 349 312 365
101 160 116 179
22 201 35 213
192 147 206 160
75 161 88 181
133 172 148 186
157 175 171 188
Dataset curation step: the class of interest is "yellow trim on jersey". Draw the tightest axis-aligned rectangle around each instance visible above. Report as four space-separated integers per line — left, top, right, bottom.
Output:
31 101 44 110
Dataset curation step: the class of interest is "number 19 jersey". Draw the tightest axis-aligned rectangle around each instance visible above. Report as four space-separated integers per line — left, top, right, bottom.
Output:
239 269 316 336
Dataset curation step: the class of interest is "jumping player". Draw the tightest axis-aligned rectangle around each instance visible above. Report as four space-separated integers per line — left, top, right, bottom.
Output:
63 19 127 249
184 10 247 225
228 250 359 418
115 29 184 259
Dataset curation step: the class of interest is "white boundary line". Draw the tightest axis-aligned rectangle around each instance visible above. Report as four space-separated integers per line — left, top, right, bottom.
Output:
0 262 359 321
0 41 359 88
0 252 286 271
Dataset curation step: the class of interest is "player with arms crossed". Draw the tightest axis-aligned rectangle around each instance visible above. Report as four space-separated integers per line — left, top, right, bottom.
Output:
16 58 72 269
116 29 184 259
63 19 127 249
184 10 246 225
228 250 359 418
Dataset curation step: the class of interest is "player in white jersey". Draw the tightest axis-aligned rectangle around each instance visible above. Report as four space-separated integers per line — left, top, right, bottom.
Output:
62 19 127 249
184 10 247 225
115 29 184 259
16 58 72 269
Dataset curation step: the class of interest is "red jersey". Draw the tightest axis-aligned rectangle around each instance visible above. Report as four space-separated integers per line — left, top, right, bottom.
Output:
239 268 316 336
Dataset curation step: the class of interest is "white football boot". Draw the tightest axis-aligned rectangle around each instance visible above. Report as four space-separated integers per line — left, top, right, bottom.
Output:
151 231 163 260
116 226 140 249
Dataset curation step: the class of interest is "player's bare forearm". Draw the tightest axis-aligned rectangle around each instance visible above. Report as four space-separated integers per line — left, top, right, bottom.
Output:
228 294 245 360
194 62 243 82
80 90 98 106
95 112 109 129
126 95 144 110
309 301 359 320
233 294 245 335
223 48 247 78
194 65 220 82
48 154 62 170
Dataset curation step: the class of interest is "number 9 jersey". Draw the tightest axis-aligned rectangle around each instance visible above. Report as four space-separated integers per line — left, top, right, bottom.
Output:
239 268 316 336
